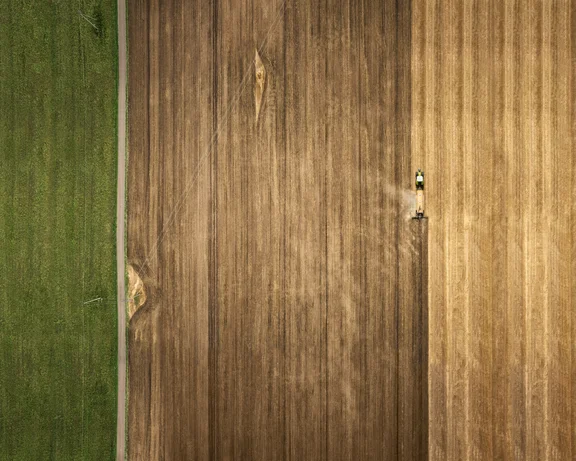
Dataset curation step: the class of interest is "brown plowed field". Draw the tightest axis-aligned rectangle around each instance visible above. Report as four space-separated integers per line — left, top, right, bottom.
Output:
412 1 575 459
127 0 421 459
128 0 575 460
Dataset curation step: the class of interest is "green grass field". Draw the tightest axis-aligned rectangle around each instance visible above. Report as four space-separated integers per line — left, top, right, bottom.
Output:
0 1 118 459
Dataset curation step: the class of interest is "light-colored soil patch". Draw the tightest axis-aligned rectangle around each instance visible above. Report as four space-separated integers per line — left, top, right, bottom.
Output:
127 265 146 320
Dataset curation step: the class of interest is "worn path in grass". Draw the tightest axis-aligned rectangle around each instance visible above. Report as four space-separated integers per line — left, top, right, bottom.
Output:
116 0 128 458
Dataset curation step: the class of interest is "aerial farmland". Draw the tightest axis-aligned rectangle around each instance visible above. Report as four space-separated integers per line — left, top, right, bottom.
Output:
126 0 575 460
0 1 118 459
1 0 575 460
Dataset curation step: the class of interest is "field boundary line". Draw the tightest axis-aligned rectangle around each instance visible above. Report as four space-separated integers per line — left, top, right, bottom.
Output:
116 0 128 458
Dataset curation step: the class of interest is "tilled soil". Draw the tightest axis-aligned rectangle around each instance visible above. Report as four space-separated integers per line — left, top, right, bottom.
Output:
127 0 417 459
412 1 575 459
128 0 575 460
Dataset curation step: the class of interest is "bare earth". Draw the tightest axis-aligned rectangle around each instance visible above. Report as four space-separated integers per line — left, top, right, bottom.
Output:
127 265 147 320
412 1 575 459
126 0 420 459
126 0 575 460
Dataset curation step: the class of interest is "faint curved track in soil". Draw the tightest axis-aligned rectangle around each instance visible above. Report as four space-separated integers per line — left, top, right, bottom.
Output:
126 0 418 459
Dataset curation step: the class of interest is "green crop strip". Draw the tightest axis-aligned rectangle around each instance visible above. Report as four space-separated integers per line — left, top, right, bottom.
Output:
0 1 118 459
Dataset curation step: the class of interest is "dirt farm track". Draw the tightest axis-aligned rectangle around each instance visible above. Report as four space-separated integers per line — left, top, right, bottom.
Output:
127 0 576 460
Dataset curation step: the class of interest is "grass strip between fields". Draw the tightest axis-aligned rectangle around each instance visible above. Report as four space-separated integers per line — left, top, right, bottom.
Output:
0 1 118 459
